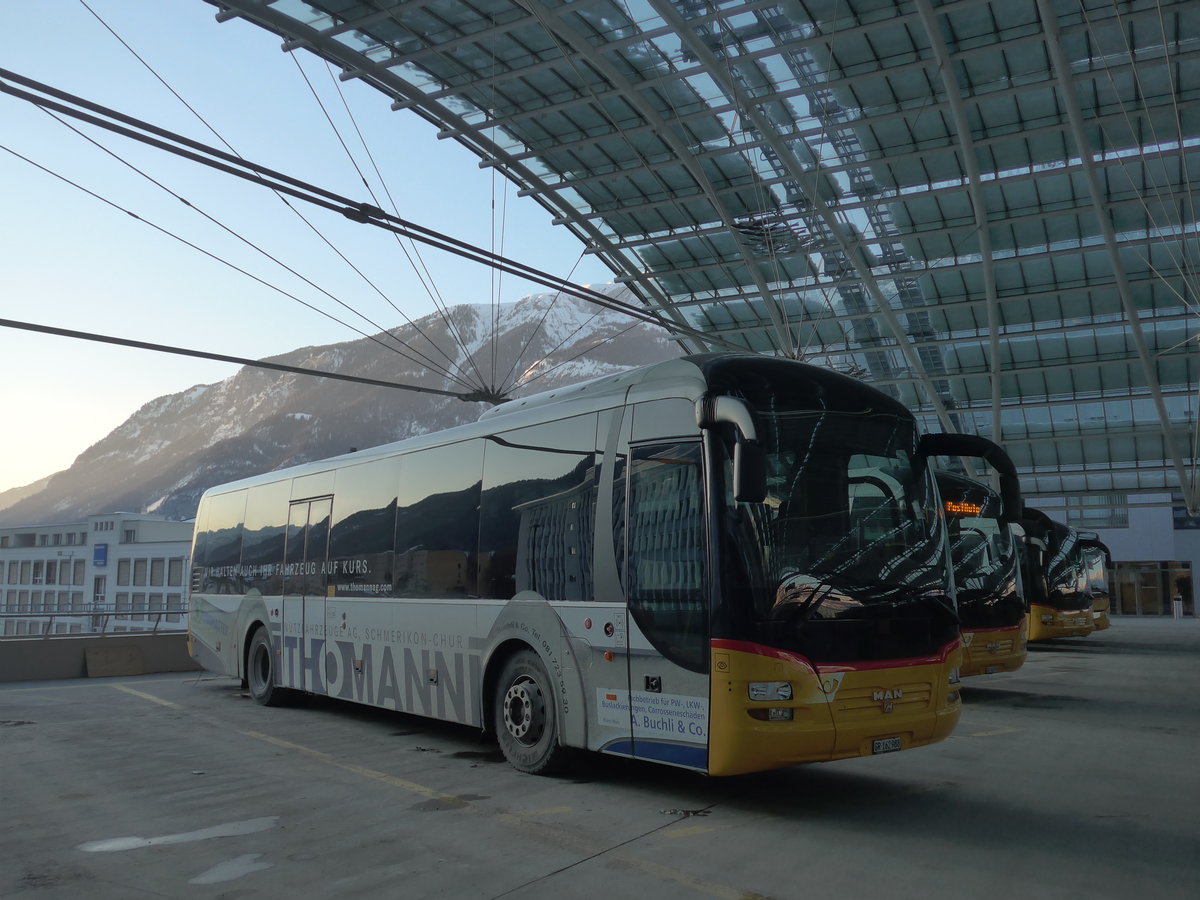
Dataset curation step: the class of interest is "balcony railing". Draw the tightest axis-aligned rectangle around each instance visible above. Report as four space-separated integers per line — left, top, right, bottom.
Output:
0 607 189 637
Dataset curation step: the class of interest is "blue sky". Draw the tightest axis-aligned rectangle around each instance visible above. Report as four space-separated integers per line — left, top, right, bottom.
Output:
0 0 612 493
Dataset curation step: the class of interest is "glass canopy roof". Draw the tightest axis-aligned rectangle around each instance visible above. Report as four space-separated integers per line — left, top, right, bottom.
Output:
203 0 1199 512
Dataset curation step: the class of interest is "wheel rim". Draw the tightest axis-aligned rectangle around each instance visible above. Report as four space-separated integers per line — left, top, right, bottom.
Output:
502 675 545 746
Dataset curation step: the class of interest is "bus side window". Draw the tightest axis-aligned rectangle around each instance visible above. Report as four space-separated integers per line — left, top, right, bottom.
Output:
241 481 291 596
329 458 400 597
480 415 599 602
625 442 707 672
202 491 247 594
394 443 483 599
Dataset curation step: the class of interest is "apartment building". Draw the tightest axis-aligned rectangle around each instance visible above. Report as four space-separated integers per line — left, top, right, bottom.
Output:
0 514 193 635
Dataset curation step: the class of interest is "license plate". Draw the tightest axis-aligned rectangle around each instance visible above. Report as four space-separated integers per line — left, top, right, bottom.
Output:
872 737 902 754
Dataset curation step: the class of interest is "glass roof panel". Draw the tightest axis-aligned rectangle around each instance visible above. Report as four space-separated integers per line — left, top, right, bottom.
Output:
205 0 1200 512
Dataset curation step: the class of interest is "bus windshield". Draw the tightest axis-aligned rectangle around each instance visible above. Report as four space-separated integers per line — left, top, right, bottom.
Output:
938 473 1023 628
1044 528 1088 602
718 402 956 663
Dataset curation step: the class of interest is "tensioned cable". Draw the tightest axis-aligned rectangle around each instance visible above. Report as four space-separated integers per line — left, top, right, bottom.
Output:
0 68 738 356
1077 0 1200 503
487 18 503 394
745 0 891 360
0 141 483 385
491 159 510 393
514 0 787 349
1080 1 1200 301
343 0 501 384
515 319 648 395
317 61 478 380
291 55 487 388
706 1 797 353
1074 0 1200 496
498 249 595 395
0 317 481 401
32 105 475 390
76 0 471 385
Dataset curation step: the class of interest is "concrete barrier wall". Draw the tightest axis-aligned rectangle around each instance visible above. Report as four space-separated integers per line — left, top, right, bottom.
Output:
0 633 202 682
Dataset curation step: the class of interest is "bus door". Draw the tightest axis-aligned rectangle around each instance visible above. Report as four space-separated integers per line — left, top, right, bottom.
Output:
621 441 712 771
283 497 332 693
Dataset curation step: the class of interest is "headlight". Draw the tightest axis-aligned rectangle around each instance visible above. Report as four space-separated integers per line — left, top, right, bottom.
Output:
748 681 792 701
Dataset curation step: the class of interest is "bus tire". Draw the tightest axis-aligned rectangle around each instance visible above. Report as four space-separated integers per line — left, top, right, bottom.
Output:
494 649 568 775
246 627 285 707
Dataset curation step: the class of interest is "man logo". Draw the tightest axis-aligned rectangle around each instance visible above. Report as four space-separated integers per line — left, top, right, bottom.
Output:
872 689 901 712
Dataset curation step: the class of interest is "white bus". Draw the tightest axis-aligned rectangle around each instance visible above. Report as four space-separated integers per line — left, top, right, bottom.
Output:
188 354 1007 775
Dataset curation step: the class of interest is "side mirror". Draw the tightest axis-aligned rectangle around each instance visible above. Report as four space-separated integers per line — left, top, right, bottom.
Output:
919 432 1021 526
733 440 767 503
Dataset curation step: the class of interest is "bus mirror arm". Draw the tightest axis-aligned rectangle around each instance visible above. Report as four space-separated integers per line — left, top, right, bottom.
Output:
919 432 1022 526
697 395 767 503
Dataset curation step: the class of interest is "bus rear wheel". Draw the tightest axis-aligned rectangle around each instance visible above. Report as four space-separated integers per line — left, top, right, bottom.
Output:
494 650 568 775
247 627 285 707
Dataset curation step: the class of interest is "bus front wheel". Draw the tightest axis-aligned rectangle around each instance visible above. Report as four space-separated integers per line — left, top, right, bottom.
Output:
247 627 285 707
494 650 568 775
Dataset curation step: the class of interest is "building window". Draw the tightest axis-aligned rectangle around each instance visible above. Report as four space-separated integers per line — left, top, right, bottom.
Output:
116 559 131 586
133 559 148 586
123 529 137 544
1172 494 1200 530
1065 494 1129 530
168 558 184 587
150 559 165 587
0 536 8 548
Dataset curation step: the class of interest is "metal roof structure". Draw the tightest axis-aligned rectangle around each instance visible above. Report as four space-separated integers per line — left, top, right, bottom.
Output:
202 0 1199 512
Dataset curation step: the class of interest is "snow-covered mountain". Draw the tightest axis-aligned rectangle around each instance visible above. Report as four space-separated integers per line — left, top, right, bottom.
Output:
0 288 680 526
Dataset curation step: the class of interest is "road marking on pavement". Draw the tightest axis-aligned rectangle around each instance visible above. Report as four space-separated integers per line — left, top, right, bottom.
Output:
508 806 573 818
112 684 185 709
240 729 466 806
663 824 721 838
189 853 273 884
0 675 199 694
966 726 1023 738
79 817 278 852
